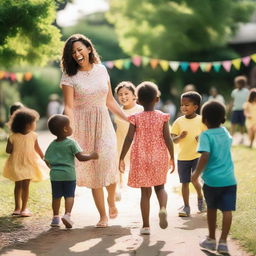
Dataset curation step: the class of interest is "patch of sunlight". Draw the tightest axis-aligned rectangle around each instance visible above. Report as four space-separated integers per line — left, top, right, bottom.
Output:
206 27 218 41
69 238 102 253
107 235 143 253
1 250 36 255
168 2 193 15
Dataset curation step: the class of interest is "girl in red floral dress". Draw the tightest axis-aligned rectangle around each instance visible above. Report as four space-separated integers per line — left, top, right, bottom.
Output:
119 81 175 235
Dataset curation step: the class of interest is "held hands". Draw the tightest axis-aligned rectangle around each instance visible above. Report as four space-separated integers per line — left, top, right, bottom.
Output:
179 131 187 139
119 159 125 173
169 159 175 173
90 152 99 160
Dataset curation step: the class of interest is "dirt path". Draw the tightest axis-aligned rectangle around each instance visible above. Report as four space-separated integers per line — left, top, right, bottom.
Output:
0 131 252 256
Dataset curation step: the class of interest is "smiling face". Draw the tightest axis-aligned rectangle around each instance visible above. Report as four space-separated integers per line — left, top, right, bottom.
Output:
72 41 91 68
180 97 198 118
117 87 136 109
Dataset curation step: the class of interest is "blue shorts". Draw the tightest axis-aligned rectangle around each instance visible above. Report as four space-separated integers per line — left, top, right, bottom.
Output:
51 180 76 199
203 184 237 211
231 110 245 125
177 158 198 183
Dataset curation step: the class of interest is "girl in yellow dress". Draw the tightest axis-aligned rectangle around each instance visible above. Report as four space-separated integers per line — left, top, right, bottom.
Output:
114 81 143 200
243 89 256 148
3 108 49 217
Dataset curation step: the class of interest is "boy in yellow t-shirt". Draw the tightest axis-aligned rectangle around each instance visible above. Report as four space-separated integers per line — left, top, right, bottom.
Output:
171 91 206 217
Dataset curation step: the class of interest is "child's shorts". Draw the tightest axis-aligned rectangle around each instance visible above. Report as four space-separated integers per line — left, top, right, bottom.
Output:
231 110 245 125
203 184 237 211
51 180 76 199
177 158 198 183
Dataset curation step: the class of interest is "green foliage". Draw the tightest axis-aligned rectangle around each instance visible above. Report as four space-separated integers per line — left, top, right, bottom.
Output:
107 0 255 59
0 0 63 67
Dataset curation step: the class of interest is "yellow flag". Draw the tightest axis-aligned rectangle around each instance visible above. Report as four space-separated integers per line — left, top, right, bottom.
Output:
159 60 169 71
232 58 241 70
114 59 124 69
251 54 256 63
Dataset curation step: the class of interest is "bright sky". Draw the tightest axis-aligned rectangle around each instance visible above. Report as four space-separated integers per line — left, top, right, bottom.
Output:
57 0 109 27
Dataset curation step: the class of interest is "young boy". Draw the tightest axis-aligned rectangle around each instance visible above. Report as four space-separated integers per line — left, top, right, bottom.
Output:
171 91 206 217
230 76 249 138
192 101 237 254
45 114 98 228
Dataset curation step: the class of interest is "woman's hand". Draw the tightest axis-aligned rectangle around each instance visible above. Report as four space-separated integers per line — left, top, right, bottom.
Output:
119 159 125 173
169 159 175 173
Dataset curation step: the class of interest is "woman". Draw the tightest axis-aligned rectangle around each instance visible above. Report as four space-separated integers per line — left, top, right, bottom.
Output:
60 34 128 227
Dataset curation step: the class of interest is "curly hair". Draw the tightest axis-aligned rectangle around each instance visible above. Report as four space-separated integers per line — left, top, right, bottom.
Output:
48 114 69 137
11 108 39 134
248 88 256 103
136 81 161 105
61 34 101 76
115 81 136 96
181 91 202 107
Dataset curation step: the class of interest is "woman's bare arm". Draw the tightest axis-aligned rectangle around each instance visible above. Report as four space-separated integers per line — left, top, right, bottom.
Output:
62 85 75 127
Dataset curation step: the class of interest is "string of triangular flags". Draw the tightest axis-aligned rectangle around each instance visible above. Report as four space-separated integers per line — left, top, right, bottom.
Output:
0 71 33 82
102 54 256 72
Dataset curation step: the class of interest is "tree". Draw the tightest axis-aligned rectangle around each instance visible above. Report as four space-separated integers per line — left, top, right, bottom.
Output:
106 0 255 60
0 0 64 68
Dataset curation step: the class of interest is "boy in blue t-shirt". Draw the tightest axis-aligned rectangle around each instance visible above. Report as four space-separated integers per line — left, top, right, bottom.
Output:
192 101 237 255
45 114 98 228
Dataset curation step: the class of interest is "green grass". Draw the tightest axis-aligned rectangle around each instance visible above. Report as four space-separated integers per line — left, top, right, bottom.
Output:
0 141 51 232
229 146 256 254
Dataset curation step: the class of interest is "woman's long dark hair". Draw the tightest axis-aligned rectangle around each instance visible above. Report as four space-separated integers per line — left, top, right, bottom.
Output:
61 34 100 76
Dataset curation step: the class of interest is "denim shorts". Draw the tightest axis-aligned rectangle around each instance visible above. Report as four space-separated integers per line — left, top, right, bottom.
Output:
177 158 198 183
51 180 76 199
203 184 237 211
231 110 245 125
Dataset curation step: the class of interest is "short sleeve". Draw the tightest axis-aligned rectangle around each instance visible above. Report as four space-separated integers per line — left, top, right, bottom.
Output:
101 64 110 82
197 132 210 153
128 115 136 126
162 113 170 122
231 89 235 98
171 120 179 135
60 72 74 88
70 139 83 155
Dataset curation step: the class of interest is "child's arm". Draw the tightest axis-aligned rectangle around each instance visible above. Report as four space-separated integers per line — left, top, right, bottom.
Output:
119 123 135 172
6 139 13 154
163 122 175 173
35 139 44 159
171 131 187 143
243 103 251 118
75 152 99 161
191 152 209 182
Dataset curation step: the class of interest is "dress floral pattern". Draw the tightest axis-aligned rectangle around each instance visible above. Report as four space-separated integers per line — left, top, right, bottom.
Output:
128 111 170 188
60 64 118 188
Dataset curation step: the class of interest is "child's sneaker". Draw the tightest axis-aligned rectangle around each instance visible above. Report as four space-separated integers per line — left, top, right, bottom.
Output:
50 216 60 227
198 198 206 212
61 214 73 228
159 207 168 229
217 241 229 254
140 227 150 235
178 205 190 217
199 236 216 251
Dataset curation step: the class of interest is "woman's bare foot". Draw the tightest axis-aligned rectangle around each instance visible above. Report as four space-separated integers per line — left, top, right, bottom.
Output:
109 206 118 219
96 216 108 228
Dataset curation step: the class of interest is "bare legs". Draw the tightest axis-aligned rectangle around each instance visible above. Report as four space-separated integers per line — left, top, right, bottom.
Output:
14 179 30 213
207 208 232 243
91 183 117 226
140 184 167 228
52 197 74 216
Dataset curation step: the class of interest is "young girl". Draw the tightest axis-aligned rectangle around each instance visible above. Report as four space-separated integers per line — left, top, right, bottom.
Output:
114 81 143 200
119 81 175 235
3 108 49 217
243 88 256 148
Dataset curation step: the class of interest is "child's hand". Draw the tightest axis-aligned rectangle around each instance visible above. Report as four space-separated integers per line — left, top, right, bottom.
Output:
169 159 175 173
119 159 125 173
179 131 187 139
90 152 99 159
195 135 199 142
191 171 199 182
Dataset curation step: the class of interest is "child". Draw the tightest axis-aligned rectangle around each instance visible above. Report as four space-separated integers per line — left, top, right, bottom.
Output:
45 114 98 228
114 81 143 200
119 81 175 235
3 108 49 217
192 101 237 255
243 88 256 148
171 91 206 217
230 76 249 138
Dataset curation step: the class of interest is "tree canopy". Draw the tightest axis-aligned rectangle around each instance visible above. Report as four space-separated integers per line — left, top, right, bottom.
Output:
0 0 64 68
107 0 255 60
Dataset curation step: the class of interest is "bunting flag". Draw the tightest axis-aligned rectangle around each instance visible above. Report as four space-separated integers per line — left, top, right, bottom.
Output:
0 71 33 82
102 53 256 73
